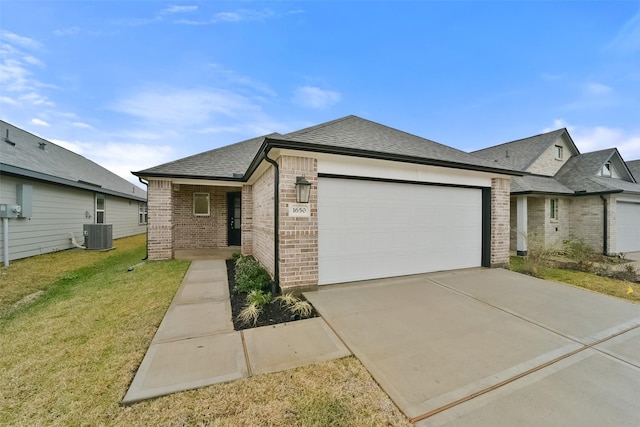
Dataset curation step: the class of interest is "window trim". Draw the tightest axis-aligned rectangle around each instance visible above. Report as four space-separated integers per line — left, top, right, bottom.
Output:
138 202 148 225
193 192 210 216
550 198 559 221
96 193 106 224
554 145 563 160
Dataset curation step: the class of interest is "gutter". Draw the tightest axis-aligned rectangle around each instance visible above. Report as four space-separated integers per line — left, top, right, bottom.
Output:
138 177 149 261
600 195 608 255
262 151 281 295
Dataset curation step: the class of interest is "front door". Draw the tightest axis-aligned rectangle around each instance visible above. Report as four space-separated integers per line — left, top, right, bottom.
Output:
227 192 242 246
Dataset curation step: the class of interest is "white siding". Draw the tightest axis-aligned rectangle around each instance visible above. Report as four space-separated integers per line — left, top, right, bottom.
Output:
0 176 146 262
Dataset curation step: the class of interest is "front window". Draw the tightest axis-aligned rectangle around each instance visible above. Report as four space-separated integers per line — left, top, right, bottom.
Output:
550 198 558 220
193 192 210 216
139 202 147 224
96 194 105 224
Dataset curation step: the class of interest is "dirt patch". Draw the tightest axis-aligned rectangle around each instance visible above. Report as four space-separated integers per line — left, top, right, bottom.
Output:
226 259 318 330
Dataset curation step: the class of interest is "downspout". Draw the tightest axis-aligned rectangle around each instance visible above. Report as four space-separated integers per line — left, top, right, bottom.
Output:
3 217 8 266
138 177 149 261
600 195 608 255
263 152 281 295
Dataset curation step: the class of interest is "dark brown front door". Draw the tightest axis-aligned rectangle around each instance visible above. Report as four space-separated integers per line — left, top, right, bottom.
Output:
227 192 241 246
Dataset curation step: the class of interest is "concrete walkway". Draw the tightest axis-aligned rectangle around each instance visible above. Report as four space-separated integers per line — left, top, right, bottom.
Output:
122 259 349 404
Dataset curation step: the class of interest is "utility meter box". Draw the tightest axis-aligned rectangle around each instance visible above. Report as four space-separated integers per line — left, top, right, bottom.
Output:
0 204 21 218
83 224 113 250
16 184 33 218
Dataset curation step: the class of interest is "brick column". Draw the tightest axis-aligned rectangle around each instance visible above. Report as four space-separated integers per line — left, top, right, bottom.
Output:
241 184 253 256
147 179 174 260
278 155 318 293
491 177 510 268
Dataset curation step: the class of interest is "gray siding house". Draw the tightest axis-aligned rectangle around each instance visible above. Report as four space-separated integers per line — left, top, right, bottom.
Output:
0 120 147 264
473 129 640 255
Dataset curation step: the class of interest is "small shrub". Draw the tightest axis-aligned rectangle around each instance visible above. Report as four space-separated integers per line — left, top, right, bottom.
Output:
562 237 596 272
237 302 262 326
247 289 271 306
275 292 314 319
234 256 271 293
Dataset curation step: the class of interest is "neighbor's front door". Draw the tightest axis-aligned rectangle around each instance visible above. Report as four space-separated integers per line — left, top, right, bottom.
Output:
227 192 241 246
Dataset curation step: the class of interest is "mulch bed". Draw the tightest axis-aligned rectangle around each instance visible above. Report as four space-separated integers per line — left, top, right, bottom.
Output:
226 259 318 331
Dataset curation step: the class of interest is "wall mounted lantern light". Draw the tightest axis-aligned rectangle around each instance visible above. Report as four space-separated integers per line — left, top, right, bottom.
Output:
295 176 312 203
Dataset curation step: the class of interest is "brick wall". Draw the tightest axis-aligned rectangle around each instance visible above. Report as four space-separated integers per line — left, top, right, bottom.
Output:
278 155 318 292
173 184 241 249
241 184 253 256
490 177 510 267
527 134 573 176
147 179 174 260
251 166 276 277
569 195 607 254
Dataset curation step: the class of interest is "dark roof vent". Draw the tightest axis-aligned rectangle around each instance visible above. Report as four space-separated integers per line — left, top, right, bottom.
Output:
39 142 46 150
4 129 15 146
233 172 243 178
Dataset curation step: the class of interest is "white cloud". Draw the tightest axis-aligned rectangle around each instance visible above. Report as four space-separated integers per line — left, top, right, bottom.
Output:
292 86 342 109
19 92 54 106
548 120 640 161
0 96 17 105
0 30 41 49
0 59 32 92
31 118 49 127
53 26 82 36
51 138 176 185
607 11 640 54
586 82 613 96
162 5 198 14
213 9 276 23
111 87 259 125
71 122 94 129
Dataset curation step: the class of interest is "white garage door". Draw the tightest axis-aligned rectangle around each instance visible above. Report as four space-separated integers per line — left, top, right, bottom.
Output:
318 178 483 285
616 202 640 253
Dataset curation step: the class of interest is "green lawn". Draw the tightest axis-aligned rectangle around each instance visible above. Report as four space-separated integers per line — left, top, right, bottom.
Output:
0 235 410 426
510 256 639 304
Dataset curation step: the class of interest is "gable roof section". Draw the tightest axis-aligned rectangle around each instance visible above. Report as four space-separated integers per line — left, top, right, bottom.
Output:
274 115 513 171
510 175 574 195
136 115 521 181
138 134 272 179
1 121 146 201
472 128 575 171
627 160 640 182
554 148 640 194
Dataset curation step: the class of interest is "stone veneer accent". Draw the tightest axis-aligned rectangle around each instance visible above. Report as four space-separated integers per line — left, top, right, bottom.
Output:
147 179 174 260
490 177 510 267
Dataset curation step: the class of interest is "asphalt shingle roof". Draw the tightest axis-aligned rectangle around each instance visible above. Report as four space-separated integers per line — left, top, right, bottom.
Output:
555 149 640 195
1 120 146 201
472 128 569 171
510 175 574 195
279 115 511 171
136 115 518 179
137 134 272 179
627 160 640 182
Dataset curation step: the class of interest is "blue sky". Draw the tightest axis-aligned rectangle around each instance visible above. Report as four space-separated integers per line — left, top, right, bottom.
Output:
2 1 639 184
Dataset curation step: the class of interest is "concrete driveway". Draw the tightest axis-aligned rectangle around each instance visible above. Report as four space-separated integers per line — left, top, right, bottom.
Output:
304 268 640 426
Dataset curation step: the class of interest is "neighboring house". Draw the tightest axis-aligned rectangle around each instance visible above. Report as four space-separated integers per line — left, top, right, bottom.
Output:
473 129 640 255
134 115 520 292
627 160 640 182
0 120 147 264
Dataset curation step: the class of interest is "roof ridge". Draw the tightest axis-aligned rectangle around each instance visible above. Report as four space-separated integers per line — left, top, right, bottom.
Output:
472 128 566 153
282 115 358 138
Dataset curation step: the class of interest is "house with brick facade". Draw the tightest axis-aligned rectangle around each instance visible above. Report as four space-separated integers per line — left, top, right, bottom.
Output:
473 129 640 256
134 115 520 292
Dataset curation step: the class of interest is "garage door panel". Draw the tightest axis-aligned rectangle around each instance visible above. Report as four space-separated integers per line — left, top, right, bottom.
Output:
319 178 483 285
616 202 640 253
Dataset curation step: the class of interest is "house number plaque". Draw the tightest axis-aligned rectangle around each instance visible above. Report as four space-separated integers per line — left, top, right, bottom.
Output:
289 203 310 217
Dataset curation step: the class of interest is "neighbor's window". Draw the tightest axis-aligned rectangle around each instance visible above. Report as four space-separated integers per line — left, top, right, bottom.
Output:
555 145 563 160
139 202 148 224
96 194 105 224
193 192 210 216
550 198 559 220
